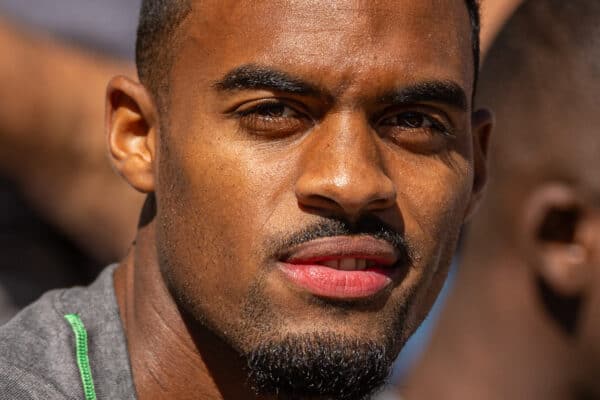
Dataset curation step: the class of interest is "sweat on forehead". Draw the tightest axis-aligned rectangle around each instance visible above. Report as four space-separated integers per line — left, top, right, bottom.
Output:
135 0 481 102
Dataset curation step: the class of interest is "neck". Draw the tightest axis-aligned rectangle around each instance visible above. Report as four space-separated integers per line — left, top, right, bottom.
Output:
114 223 265 400
403 245 576 400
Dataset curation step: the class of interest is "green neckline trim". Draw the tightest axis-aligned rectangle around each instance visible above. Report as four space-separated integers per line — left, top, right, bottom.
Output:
65 314 97 400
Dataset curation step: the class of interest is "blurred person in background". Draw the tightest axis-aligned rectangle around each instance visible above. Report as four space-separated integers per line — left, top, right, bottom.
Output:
0 0 143 323
403 1 600 399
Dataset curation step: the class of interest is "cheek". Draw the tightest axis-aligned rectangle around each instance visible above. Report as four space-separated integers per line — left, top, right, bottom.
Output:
387 152 472 324
153 132 284 322
390 150 473 248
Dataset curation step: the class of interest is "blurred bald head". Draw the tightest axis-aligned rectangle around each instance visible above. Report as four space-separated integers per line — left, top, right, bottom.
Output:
467 2 600 396
472 0 600 245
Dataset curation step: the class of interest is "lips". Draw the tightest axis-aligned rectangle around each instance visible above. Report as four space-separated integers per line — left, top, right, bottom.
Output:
277 236 400 300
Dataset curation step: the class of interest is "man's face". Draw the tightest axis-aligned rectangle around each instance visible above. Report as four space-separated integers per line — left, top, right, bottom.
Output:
155 0 478 396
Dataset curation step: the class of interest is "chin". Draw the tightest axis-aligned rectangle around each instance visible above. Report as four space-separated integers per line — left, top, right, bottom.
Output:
243 331 396 400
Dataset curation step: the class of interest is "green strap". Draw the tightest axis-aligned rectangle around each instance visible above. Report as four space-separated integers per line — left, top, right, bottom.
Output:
65 314 98 400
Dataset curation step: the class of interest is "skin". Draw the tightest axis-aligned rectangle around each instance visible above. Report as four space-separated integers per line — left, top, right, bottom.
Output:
0 0 516 267
107 0 490 398
403 4 600 398
0 0 515 269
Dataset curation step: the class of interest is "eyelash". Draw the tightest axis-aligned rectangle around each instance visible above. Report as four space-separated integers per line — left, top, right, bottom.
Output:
234 101 454 140
237 102 300 118
377 111 454 137
236 101 309 134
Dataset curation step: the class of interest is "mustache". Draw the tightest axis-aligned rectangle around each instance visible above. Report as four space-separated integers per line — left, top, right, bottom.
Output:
270 215 415 266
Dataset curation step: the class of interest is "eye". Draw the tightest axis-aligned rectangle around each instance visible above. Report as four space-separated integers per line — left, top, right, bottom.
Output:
379 111 450 135
240 102 299 118
376 110 455 153
235 100 311 136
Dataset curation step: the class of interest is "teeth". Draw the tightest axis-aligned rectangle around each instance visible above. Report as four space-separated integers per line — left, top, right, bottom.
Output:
339 258 356 271
322 260 340 269
319 258 373 271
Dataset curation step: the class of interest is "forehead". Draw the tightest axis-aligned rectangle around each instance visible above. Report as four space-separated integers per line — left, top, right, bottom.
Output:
176 0 473 99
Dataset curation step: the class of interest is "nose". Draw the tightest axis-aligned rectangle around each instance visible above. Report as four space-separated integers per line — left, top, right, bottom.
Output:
295 113 396 220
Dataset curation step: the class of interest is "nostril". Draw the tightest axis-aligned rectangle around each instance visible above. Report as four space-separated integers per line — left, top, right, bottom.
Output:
295 170 397 217
370 194 396 210
296 195 340 214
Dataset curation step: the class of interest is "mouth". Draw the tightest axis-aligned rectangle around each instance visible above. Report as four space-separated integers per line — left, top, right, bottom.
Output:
277 236 401 301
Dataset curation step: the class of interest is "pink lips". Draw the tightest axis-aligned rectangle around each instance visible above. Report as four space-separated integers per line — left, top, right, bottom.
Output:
278 236 399 300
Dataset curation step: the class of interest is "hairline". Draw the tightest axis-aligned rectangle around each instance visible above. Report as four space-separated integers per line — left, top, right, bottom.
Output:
136 0 480 109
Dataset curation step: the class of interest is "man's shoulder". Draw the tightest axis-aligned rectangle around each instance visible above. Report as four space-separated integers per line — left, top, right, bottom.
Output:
0 363 74 400
0 286 82 399
0 265 136 399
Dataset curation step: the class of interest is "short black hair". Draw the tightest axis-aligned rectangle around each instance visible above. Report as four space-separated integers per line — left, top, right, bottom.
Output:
136 0 480 106
136 0 192 106
465 0 481 93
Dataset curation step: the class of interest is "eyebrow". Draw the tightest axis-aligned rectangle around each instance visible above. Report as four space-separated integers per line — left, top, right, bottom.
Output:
213 64 468 111
378 81 468 112
213 64 322 96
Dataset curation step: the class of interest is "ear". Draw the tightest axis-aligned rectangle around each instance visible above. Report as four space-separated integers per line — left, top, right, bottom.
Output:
520 183 593 297
106 76 159 193
463 108 493 221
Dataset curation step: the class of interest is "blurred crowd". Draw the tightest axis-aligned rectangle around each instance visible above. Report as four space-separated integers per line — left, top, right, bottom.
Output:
1 0 598 398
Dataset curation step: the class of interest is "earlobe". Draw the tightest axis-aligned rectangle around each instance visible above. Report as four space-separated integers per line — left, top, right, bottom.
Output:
106 76 158 193
536 243 589 296
463 108 493 221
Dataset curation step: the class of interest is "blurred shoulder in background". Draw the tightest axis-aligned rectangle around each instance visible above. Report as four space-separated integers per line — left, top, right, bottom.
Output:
0 0 143 323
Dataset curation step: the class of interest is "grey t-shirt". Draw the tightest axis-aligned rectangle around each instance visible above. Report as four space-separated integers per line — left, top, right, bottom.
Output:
0 265 136 399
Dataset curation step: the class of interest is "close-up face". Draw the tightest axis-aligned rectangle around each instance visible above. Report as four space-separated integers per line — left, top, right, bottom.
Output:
152 0 483 395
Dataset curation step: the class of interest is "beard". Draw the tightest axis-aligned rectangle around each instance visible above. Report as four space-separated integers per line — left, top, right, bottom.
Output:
160 214 422 399
236 262 417 400
245 333 392 400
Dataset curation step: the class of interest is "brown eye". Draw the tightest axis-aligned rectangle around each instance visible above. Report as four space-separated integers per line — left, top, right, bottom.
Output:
402 113 426 128
379 111 454 137
236 101 310 136
377 110 455 153
250 103 296 118
238 101 301 119
381 112 434 130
